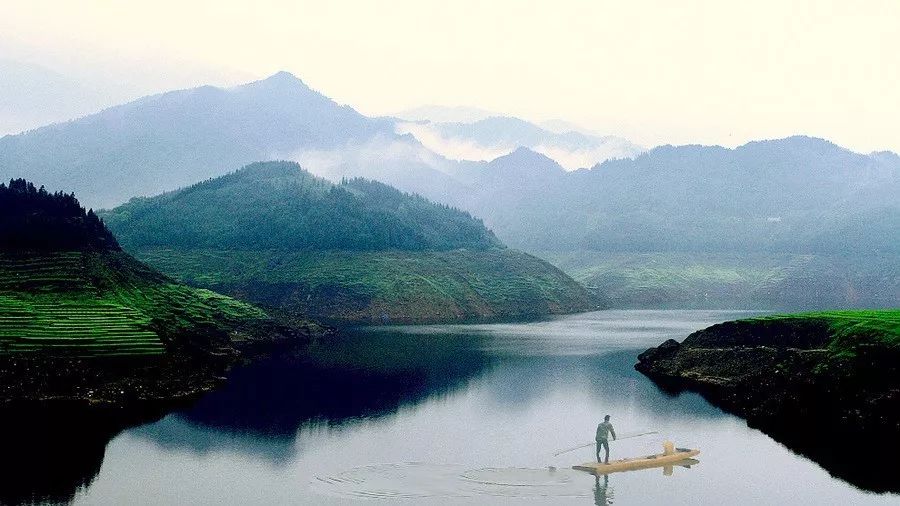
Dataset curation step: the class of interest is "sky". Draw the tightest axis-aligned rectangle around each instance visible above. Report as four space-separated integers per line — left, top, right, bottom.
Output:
1 0 899 152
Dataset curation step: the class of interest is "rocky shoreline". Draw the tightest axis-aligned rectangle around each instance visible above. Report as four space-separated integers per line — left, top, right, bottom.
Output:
0 319 327 406
635 315 900 493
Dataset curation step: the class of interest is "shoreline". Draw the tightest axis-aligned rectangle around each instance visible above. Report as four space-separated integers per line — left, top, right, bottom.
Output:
635 312 900 493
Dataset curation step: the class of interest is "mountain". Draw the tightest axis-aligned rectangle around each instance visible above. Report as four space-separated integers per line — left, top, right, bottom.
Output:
395 116 644 169
102 162 592 324
478 137 900 310
0 73 644 209
464 136 900 254
458 137 900 310
482 146 567 181
542 250 900 310
0 178 296 403
0 72 397 208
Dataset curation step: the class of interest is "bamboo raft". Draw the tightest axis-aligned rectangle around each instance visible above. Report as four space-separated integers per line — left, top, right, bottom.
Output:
573 441 700 475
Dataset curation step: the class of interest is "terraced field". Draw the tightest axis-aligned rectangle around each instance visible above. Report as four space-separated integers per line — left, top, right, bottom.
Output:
0 251 266 358
0 253 89 292
0 297 163 356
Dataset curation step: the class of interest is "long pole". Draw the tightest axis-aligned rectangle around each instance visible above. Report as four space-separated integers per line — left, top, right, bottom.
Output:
552 431 658 457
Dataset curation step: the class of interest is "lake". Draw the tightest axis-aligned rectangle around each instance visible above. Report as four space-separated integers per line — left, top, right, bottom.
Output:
48 310 899 504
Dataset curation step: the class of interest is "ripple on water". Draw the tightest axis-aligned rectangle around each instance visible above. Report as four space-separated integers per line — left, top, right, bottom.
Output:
312 463 592 500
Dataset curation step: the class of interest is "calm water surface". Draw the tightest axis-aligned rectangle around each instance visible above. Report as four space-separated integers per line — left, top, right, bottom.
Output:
69 310 897 505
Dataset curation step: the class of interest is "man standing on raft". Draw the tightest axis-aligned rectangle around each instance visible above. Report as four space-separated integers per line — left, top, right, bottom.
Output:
596 415 617 463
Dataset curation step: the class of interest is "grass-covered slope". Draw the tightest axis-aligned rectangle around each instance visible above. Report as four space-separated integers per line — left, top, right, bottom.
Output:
133 248 591 324
733 310 900 354
0 179 266 359
0 251 265 357
102 162 590 323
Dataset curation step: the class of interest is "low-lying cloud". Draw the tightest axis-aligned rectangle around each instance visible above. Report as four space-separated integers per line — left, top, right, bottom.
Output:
395 121 643 170
395 122 513 162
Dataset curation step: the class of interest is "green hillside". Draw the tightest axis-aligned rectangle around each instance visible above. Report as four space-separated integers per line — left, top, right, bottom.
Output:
103 163 591 323
133 248 591 324
0 251 265 357
0 251 266 356
0 179 267 359
104 161 500 252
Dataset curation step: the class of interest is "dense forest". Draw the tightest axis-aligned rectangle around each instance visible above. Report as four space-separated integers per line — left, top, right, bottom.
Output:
102 161 501 252
0 178 119 251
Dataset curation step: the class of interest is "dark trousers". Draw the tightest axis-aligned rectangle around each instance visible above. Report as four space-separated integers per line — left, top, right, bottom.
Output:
596 439 610 463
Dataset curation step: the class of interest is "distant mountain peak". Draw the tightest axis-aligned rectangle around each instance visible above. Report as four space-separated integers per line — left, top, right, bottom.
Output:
489 147 566 180
242 71 312 92
496 146 560 165
265 70 304 83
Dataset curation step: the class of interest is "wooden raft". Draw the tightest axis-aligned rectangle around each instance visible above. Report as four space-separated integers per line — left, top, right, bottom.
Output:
573 443 700 475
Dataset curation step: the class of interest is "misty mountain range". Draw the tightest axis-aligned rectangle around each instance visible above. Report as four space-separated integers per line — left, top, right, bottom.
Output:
0 71 645 209
459 137 900 254
1 70 897 308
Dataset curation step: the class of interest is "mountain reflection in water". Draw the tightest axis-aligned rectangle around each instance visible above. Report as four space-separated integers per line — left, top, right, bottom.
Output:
134 332 496 462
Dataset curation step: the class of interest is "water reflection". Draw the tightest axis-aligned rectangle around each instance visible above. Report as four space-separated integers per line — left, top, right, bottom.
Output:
0 404 169 505
9 310 897 505
134 331 496 462
594 474 611 505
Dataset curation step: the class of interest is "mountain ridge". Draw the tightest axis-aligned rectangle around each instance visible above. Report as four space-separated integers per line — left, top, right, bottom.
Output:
0 71 391 208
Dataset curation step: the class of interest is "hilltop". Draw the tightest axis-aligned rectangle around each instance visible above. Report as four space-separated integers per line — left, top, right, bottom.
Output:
0 179 118 251
103 162 591 324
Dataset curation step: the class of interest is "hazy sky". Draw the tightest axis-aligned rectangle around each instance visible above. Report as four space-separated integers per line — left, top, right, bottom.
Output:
2 0 899 152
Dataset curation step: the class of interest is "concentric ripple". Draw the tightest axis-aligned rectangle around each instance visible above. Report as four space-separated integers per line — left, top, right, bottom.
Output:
312 462 593 500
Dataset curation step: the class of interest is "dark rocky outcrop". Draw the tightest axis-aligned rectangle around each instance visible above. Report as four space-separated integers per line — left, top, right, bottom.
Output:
636 316 900 493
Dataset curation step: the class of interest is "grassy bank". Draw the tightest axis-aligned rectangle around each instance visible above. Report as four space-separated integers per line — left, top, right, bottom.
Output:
134 248 593 324
739 309 900 355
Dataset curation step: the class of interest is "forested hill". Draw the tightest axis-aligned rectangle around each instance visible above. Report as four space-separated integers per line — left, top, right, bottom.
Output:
102 161 501 252
0 179 273 362
0 178 119 251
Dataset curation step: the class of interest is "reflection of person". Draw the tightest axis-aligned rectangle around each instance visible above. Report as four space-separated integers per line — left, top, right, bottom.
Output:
594 474 610 505
595 415 617 463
